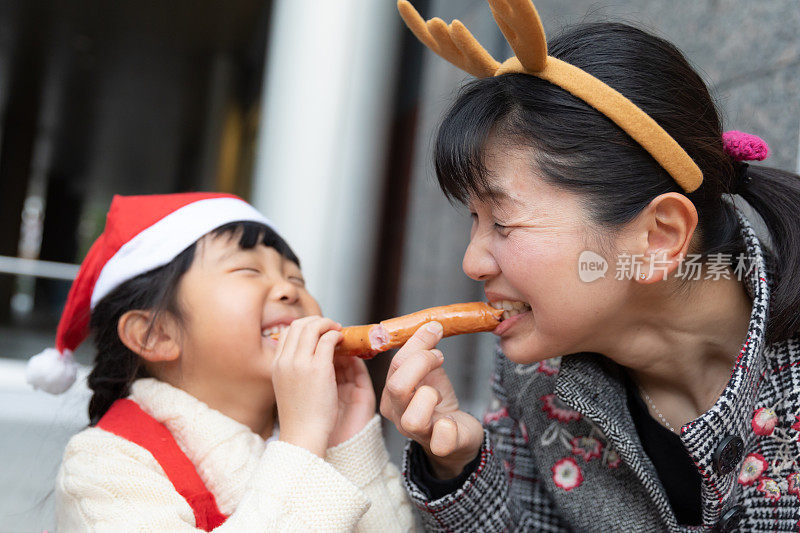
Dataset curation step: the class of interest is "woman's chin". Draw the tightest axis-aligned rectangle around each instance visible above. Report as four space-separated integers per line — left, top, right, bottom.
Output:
499 331 557 365
500 337 538 364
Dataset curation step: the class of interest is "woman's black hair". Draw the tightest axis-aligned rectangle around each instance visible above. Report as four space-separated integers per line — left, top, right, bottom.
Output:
87 221 298 424
434 22 800 343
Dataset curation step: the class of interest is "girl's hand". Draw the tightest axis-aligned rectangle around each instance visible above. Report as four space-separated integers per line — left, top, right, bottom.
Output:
328 356 376 448
272 316 342 457
380 321 484 479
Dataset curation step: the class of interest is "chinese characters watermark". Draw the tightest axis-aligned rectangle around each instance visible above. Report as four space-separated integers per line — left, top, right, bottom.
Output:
578 251 757 282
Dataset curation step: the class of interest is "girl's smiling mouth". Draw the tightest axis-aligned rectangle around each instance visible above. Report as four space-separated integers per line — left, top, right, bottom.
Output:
261 324 289 337
261 316 299 338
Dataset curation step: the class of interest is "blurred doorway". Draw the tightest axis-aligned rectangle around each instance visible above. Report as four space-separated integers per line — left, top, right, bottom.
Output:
0 0 272 363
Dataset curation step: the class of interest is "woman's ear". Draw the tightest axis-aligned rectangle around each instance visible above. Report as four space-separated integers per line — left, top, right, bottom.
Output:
117 310 181 363
632 193 698 283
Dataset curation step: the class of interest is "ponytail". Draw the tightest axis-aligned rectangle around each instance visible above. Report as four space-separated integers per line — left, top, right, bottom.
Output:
739 165 800 342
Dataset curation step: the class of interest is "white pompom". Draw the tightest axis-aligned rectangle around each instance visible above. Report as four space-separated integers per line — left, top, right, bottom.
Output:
26 348 78 394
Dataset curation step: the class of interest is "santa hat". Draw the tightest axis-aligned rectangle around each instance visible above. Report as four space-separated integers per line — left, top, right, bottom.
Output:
26 192 276 394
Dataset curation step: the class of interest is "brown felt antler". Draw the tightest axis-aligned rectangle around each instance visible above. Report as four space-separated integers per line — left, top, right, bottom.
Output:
397 1 500 77
487 0 547 72
397 0 704 194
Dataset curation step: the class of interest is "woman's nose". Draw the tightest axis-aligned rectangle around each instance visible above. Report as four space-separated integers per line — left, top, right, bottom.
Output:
462 236 499 281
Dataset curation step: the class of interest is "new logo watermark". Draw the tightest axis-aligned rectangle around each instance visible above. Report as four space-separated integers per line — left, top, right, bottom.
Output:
578 251 608 282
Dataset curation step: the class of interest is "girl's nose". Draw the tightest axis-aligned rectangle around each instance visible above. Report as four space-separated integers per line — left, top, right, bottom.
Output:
270 278 300 304
462 235 499 281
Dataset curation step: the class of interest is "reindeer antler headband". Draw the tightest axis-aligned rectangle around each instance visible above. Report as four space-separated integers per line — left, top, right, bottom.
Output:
398 0 704 193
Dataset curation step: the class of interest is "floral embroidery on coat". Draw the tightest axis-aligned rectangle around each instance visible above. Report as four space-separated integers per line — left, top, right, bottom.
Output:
738 453 768 485
605 449 621 469
541 394 581 423
791 415 800 435
538 392 622 488
483 406 509 425
552 457 583 491
528 363 622 490
752 407 778 436
786 473 800 501
738 402 800 502
536 357 561 376
570 436 603 462
756 478 781 501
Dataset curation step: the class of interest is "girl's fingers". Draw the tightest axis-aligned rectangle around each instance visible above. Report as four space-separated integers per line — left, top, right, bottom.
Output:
345 356 359 383
279 316 318 361
400 385 442 436
294 317 339 361
313 329 342 365
274 327 291 361
352 358 372 389
429 416 459 457
334 359 346 383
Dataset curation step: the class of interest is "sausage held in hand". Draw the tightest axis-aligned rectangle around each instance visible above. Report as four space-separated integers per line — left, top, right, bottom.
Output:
272 302 504 359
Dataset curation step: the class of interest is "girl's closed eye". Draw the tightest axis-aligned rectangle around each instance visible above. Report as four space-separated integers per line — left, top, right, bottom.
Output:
287 274 306 287
233 264 261 274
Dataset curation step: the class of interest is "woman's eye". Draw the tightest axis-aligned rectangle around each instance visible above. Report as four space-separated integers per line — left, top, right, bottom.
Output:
235 267 261 274
288 276 306 287
494 222 511 236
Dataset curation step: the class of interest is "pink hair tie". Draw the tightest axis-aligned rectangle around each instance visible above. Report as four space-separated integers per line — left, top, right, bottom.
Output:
722 130 770 162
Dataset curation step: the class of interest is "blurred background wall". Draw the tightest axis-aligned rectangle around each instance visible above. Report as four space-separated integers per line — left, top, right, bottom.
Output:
0 0 798 530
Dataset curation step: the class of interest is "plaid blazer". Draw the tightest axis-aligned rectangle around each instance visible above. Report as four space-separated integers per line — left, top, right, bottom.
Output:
403 213 800 532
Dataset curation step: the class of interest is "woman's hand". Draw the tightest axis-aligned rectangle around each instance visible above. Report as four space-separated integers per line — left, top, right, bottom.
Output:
327 356 376 448
272 316 342 457
380 321 484 479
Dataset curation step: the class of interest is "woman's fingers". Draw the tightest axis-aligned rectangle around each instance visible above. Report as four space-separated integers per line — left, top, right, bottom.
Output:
399 385 442 436
383 348 444 419
386 321 444 381
430 416 459 457
381 322 444 421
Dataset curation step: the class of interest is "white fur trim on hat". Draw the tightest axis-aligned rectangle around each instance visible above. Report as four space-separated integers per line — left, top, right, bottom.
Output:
91 197 273 308
26 348 78 394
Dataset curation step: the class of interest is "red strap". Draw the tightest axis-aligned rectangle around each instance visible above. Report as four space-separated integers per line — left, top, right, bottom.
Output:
97 399 228 530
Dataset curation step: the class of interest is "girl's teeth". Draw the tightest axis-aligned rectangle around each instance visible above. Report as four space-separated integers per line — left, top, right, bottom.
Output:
262 324 288 337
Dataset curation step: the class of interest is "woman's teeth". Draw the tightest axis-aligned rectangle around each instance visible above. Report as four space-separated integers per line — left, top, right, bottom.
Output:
490 300 532 320
262 324 288 337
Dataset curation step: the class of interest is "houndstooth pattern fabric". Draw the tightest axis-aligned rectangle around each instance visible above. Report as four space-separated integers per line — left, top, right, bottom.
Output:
402 213 800 532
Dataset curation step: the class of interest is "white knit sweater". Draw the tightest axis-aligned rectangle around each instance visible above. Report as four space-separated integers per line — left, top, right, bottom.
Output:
55 378 415 532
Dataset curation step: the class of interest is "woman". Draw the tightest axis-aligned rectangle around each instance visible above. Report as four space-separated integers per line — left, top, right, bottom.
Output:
381 2 800 531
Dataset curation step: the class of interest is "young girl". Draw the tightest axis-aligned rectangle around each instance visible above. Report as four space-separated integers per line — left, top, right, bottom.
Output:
26 192 413 531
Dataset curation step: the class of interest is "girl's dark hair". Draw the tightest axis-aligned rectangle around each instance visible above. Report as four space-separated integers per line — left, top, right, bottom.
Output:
434 22 800 343
87 221 298 424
